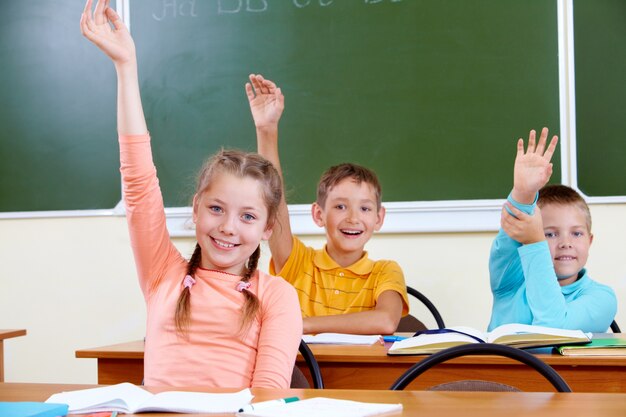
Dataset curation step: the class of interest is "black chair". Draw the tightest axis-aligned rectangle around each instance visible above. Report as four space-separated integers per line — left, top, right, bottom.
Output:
610 320 621 333
291 339 324 389
396 286 446 332
389 343 572 392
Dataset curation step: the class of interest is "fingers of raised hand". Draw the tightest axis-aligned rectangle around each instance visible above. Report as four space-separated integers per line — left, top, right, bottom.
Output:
535 127 549 155
543 135 559 161
94 0 108 25
526 129 537 154
245 82 255 101
248 74 264 96
105 7 124 31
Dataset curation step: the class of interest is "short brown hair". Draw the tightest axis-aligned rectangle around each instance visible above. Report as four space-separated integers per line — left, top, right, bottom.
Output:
538 184 592 231
316 163 382 209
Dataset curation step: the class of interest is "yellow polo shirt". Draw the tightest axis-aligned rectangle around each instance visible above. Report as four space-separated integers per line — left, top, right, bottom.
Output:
270 237 409 317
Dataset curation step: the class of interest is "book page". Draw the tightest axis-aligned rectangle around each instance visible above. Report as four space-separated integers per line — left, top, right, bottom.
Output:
46 384 253 414
138 389 253 413
488 323 590 344
446 326 488 342
388 331 479 353
237 397 402 417
45 382 151 413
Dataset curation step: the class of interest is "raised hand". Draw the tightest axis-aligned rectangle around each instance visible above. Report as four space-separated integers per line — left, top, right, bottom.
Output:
501 203 545 245
80 0 136 66
245 74 284 131
512 127 558 204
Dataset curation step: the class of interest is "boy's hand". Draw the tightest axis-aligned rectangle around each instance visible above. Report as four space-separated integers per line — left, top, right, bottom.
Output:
501 203 545 244
511 127 558 204
245 74 284 131
80 0 136 66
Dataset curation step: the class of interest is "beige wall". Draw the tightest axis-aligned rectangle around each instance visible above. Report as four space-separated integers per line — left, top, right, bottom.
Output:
0 204 624 383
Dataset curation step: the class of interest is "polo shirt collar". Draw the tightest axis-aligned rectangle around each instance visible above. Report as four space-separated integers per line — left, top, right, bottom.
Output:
313 246 375 275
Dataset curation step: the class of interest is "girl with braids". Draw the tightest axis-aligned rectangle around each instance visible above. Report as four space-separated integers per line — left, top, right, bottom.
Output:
81 0 302 388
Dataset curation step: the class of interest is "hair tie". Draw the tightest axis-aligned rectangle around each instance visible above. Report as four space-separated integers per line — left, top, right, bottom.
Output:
236 281 251 292
183 275 196 290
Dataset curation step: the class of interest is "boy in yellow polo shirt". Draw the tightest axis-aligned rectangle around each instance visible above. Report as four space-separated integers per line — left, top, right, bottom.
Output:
246 74 409 335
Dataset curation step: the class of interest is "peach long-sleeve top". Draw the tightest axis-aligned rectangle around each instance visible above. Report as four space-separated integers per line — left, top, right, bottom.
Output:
119 134 302 388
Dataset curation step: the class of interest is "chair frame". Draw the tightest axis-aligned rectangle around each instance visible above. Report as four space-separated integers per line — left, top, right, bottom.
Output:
610 320 621 333
389 343 572 392
299 339 324 389
406 286 446 329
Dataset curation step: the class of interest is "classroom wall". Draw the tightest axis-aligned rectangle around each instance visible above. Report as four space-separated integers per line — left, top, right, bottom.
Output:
1 204 624 383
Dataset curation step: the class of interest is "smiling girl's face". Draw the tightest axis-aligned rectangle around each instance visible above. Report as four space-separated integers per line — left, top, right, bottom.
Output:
193 172 272 275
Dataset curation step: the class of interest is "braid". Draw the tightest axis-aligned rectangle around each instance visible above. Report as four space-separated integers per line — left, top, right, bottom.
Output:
186 243 203 276
175 244 202 335
239 245 261 332
243 245 260 280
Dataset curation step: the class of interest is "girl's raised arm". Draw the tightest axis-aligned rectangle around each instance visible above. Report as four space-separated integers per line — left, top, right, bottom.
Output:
80 0 147 135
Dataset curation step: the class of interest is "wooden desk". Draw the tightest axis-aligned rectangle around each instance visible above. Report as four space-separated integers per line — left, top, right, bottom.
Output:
76 337 626 392
4 382 626 417
0 329 26 382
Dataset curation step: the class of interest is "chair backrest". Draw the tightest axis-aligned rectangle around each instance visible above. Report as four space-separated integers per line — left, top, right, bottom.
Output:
396 314 428 332
610 320 621 333
429 380 521 392
295 339 324 389
397 286 445 332
389 343 572 392
290 365 310 388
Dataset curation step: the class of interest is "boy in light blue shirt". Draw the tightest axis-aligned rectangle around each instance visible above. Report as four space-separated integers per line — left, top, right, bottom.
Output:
489 128 617 333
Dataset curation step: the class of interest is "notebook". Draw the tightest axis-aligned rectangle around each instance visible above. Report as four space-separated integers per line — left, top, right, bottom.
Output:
237 397 402 417
557 338 626 356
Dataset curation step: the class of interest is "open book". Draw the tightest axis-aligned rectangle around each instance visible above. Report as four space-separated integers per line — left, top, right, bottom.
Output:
237 397 402 417
557 338 626 356
388 323 591 355
45 383 253 414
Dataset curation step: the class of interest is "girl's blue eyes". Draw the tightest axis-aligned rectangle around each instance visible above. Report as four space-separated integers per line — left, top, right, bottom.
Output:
207 206 256 221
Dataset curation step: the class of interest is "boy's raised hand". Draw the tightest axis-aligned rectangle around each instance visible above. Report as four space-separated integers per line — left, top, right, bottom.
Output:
512 128 558 204
501 203 545 244
80 0 136 66
245 74 284 131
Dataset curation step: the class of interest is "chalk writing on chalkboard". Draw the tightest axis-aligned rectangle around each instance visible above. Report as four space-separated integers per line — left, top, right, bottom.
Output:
151 0 403 21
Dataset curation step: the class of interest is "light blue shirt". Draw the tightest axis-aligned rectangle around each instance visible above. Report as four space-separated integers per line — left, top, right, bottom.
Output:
488 194 617 333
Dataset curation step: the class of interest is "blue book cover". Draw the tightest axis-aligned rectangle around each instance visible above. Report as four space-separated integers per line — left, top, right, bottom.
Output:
0 402 68 417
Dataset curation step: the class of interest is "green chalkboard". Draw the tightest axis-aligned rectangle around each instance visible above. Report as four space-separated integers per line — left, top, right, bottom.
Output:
574 0 626 197
1 0 562 212
0 0 119 212
132 0 561 207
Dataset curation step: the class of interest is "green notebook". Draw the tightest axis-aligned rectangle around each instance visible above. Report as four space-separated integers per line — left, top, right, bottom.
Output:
557 338 626 356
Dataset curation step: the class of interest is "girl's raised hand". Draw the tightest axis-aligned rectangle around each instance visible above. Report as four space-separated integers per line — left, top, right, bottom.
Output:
245 74 285 130
80 0 136 66
511 127 558 204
